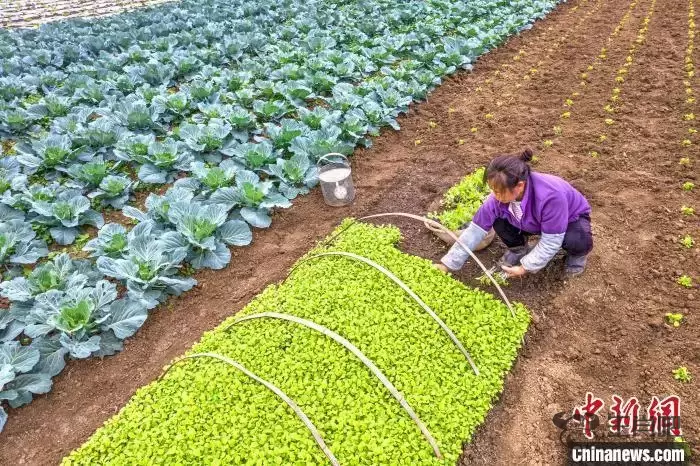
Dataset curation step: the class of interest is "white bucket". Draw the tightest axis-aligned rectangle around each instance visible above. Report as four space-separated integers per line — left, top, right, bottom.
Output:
317 153 355 206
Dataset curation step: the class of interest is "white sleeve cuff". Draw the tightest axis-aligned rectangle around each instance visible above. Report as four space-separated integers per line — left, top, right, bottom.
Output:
520 232 565 272
440 222 488 271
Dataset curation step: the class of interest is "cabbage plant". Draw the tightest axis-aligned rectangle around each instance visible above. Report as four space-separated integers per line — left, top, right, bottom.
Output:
2 181 63 212
252 99 293 120
122 186 195 225
167 201 252 269
182 80 217 103
263 153 318 199
28 190 104 245
289 125 354 161
297 107 341 130
261 119 310 151
1 253 103 342
113 133 155 162
83 223 129 258
96 222 195 309
87 175 132 209
110 95 163 132
74 117 126 154
0 76 34 101
0 253 102 307
135 139 194 184
23 280 147 358
178 118 233 163
0 107 41 135
25 94 72 119
73 81 116 106
210 170 291 228
151 91 192 122
63 156 111 189
15 134 85 174
173 159 238 197
191 103 233 124
0 341 50 431
225 106 257 136
221 140 277 170
0 219 49 267
0 157 26 196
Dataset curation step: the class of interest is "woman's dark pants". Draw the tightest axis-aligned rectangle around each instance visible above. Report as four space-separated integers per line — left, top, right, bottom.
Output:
492 214 593 257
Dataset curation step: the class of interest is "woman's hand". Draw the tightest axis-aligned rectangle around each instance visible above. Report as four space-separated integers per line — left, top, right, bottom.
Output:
500 264 526 278
433 263 450 273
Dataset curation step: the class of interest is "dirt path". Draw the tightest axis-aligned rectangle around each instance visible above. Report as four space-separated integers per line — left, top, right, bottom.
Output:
1 0 698 463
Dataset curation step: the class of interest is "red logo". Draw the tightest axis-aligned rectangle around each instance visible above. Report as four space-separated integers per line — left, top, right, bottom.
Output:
554 394 683 440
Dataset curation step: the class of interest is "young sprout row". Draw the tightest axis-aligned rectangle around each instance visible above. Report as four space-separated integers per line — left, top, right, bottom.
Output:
680 0 697 198
586 0 657 157
666 0 697 387
679 0 697 164
470 0 602 135
523 0 603 82
493 0 588 81
449 0 597 145
537 0 642 153
676 0 697 295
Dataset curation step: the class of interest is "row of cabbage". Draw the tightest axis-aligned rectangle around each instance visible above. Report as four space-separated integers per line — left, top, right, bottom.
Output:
0 0 561 432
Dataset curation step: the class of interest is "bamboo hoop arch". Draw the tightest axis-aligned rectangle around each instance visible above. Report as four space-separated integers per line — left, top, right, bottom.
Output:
359 212 515 317
296 251 480 376
159 352 340 466
224 311 443 459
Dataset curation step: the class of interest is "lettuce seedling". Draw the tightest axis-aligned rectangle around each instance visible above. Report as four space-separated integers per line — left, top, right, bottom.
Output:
680 205 695 216
677 275 693 288
664 313 684 327
680 235 694 248
672 366 692 383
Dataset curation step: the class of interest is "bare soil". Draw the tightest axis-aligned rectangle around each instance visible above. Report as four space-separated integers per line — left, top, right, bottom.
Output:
1 0 698 463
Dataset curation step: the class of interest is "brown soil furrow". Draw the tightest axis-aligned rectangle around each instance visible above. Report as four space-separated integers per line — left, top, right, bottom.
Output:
415 0 649 158
466 0 606 124
468 0 600 104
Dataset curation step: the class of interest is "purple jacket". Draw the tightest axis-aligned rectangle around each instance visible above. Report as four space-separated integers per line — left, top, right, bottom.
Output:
472 172 591 234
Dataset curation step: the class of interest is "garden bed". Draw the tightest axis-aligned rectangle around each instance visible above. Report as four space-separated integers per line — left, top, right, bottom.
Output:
62 221 529 465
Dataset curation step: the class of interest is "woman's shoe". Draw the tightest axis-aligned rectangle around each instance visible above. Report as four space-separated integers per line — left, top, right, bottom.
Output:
565 254 588 276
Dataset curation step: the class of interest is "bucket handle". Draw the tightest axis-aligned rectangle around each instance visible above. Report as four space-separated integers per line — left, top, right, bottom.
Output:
317 152 350 168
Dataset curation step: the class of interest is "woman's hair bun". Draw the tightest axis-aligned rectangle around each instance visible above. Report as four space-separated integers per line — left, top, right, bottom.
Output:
519 148 534 162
